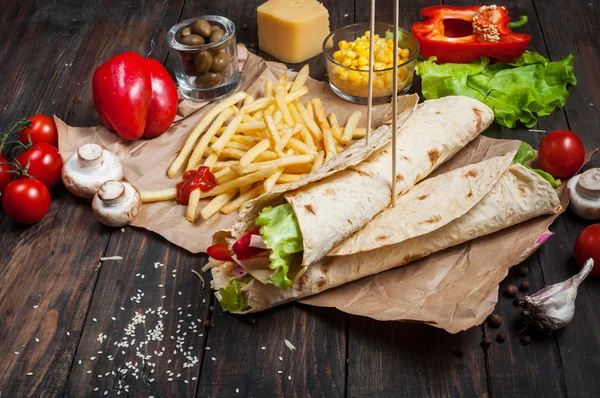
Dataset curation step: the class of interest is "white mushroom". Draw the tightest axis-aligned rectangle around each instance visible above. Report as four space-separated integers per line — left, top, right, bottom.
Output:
61 143 123 199
92 181 142 227
568 168 600 220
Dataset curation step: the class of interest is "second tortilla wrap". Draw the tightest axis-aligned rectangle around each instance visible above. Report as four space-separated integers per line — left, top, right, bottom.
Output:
212 156 561 313
231 96 494 286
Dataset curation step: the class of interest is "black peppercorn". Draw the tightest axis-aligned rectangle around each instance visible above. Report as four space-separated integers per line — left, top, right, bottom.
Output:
453 345 464 357
504 284 518 298
487 313 503 328
519 281 530 291
520 335 532 345
496 332 506 343
481 338 492 349
517 266 529 276
242 23 249 30
203 320 212 329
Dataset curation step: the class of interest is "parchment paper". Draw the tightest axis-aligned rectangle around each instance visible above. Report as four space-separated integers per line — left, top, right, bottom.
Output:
57 45 393 253
301 135 568 333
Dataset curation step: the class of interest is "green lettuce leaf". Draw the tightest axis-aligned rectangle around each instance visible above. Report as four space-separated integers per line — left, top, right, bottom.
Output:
513 142 559 188
256 204 303 290
416 51 576 128
218 277 253 312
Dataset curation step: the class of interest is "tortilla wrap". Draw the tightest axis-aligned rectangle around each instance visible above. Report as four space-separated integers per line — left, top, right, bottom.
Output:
231 96 494 285
212 160 561 313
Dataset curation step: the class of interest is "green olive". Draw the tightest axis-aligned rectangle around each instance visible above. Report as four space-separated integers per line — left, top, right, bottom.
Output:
191 19 212 38
209 28 225 44
180 34 205 46
195 51 213 73
180 26 192 37
210 51 230 73
197 72 222 87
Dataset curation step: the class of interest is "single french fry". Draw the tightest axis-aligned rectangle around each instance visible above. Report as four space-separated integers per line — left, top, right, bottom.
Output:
186 107 235 170
200 189 238 219
264 114 283 152
301 128 317 149
216 169 238 184
289 103 317 149
216 121 266 134
255 151 279 162
276 88 294 126
327 113 344 142
323 128 337 161
221 185 264 214
243 95 255 106
293 101 322 142
328 113 340 128
311 98 330 132
239 183 253 195
353 127 367 138
200 167 278 198
264 103 276 116
272 110 283 127
286 137 316 154
240 139 271 167
253 109 264 121
264 79 274 97
276 71 288 92
284 163 312 174
305 100 314 120
284 86 308 104
168 91 247 178
279 124 303 151
203 153 218 169
263 149 293 192
213 166 233 180
244 97 275 114
242 114 255 123
277 173 307 183
341 111 363 144
140 188 177 203
186 189 201 222
311 151 325 172
290 64 309 93
230 105 240 116
219 147 248 160
285 82 292 92
232 154 314 174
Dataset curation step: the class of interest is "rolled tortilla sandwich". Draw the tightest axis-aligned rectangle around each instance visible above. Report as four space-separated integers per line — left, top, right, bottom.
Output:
210 146 562 313
207 96 494 290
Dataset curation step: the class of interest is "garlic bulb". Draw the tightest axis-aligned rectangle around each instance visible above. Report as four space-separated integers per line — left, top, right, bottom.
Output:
518 259 594 330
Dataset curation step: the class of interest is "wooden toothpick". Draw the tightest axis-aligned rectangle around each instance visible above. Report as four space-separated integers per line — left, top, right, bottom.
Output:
366 0 375 147
391 0 399 208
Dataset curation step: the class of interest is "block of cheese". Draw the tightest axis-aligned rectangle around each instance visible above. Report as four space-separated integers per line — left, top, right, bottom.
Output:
257 0 330 64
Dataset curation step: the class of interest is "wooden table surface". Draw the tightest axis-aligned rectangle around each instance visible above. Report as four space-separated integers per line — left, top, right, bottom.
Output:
1 0 599 397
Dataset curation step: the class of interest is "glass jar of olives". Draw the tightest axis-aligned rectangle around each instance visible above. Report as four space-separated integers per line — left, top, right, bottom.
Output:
167 16 239 101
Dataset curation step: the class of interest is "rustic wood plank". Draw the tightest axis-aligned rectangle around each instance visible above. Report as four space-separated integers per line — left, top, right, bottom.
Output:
0 1 112 396
531 1 600 396
64 228 211 397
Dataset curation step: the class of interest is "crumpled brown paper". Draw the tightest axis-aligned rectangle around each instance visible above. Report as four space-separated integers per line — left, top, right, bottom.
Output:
57 45 393 253
300 135 568 333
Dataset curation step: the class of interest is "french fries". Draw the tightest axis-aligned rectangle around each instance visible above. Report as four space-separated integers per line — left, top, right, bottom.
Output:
154 64 369 221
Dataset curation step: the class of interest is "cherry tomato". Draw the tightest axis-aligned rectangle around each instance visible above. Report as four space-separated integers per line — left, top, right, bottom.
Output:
14 143 63 188
1 179 51 224
538 130 585 178
574 224 600 278
19 114 59 148
0 154 13 193
207 243 233 262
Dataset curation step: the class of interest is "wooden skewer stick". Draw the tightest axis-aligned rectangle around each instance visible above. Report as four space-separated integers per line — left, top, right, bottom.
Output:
366 0 376 147
391 0 399 208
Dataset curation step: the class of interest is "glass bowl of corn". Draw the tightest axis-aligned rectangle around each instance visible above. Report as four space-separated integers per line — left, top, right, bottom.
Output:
323 23 419 104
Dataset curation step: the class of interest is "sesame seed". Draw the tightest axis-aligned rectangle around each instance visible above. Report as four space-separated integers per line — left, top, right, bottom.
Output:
279 356 283 361
33 305 39 309
236 388 240 393
78 360 82 365
261 347 266 350
278 371 282 374
14 352 19 355
67 332 70 336
87 370 92 374
288 375 291 380
27 372 33 376
94 388 99 391
211 357 216 361
111 317 116 321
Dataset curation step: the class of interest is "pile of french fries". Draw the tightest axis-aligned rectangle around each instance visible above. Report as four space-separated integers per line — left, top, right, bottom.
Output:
141 65 366 222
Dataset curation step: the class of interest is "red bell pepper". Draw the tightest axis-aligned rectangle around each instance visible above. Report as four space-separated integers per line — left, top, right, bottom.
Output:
232 227 267 260
92 52 178 140
207 243 234 262
412 5 531 63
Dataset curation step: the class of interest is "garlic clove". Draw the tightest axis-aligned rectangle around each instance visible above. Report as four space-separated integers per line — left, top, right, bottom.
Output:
518 259 594 330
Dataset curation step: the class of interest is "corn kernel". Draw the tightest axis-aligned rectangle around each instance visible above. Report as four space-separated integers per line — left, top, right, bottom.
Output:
351 59 358 67
358 57 368 66
348 70 360 81
342 59 352 67
338 40 347 50
333 50 343 61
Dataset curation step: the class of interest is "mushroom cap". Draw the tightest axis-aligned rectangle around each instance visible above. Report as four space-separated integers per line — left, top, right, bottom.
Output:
568 168 600 220
62 146 123 199
92 181 142 227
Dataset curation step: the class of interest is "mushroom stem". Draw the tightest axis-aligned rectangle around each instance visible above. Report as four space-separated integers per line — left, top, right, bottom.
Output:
77 143 105 169
97 180 128 206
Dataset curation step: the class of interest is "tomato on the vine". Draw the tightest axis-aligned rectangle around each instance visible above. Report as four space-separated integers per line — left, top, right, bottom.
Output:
574 224 600 278
538 130 585 178
1 179 51 224
19 114 59 148
14 143 63 188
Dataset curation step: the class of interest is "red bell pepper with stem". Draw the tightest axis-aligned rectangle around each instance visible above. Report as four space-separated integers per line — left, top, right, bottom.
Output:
92 52 178 140
412 5 531 63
